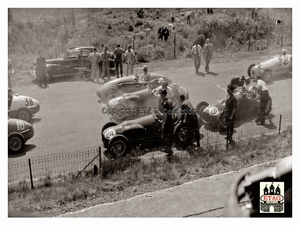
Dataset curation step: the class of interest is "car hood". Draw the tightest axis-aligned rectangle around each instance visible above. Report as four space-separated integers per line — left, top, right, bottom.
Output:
257 56 281 68
8 118 33 133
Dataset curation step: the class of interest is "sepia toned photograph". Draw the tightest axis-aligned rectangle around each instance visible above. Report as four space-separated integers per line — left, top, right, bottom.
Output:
6 2 294 219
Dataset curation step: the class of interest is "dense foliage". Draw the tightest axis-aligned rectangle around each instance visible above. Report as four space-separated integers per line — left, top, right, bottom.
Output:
8 8 292 70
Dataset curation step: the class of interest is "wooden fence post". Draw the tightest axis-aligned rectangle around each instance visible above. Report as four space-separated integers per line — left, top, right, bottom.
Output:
28 159 34 189
173 33 176 59
99 146 102 169
278 115 282 134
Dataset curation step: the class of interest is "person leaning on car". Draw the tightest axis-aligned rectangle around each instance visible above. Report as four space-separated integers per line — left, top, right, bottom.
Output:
255 75 269 125
224 84 237 144
180 95 200 147
159 89 174 156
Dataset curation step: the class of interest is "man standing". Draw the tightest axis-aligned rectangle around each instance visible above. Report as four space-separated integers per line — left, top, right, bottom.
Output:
158 25 164 41
8 59 13 88
224 84 237 144
186 10 192 25
113 44 125 78
88 48 101 82
203 38 213 73
163 25 169 41
256 75 270 125
100 46 112 80
180 95 200 147
191 42 203 74
36 50 47 88
124 45 136 76
159 89 174 156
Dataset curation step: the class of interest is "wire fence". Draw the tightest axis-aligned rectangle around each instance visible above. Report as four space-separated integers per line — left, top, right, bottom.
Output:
8 111 292 188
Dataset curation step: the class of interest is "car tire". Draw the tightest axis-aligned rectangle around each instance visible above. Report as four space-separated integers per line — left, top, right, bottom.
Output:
108 135 130 157
8 133 25 153
262 70 272 83
247 64 256 78
174 123 194 149
218 113 228 131
195 102 209 128
265 96 272 115
16 108 32 122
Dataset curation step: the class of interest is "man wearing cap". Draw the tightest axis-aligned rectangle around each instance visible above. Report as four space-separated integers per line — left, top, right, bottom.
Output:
141 65 151 82
203 38 213 73
223 84 237 144
255 75 270 125
113 44 125 78
180 94 200 147
230 76 246 90
159 89 174 156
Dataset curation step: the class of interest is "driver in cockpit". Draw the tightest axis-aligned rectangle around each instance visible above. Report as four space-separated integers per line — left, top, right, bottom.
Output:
280 49 289 65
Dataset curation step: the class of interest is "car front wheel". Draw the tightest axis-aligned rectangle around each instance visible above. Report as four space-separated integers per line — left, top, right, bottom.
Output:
218 113 228 131
16 108 32 122
8 133 25 153
262 70 272 83
247 64 256 78
108 136 130 157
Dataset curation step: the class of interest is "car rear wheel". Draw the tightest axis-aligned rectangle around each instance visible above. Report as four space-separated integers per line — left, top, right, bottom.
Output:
262 70 272 83
247 64 256 78
218 113 228 131
8 133 25 153
16 108 32 122
108 136 130 157
174 123 194 149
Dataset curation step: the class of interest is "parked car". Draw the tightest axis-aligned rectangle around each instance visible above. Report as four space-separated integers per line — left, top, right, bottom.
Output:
101 113 200 157
223 155 292 217
96 73 175 105
247 54 292 82
8 89 40 122
8 118 34 153
195 87 272 131
34 46 115 80
105 78 189 123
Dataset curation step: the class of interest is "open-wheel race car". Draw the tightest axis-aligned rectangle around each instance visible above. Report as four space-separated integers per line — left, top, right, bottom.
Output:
101 113 200 158
8 118 34 153
247 54 292 82
104 78 189 123
8 89 40 122
96 73 173 106
195 86 272 131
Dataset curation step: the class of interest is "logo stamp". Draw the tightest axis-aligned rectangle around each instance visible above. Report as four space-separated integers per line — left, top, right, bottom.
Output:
260 182 284 213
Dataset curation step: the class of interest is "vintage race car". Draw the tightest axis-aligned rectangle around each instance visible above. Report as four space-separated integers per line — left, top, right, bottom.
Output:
101 113 200 157
96 73 173 106
8 89 40 122
195 87 272 131
34 46 115 80
105 79 189 123
8 118 34 153
223 155 292 217
247 54 292 82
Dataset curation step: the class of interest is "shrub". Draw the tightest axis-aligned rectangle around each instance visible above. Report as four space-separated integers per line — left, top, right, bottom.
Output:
152 46 165 60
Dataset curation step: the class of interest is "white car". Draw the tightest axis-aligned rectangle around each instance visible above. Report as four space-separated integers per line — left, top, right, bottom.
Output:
8 89 40 122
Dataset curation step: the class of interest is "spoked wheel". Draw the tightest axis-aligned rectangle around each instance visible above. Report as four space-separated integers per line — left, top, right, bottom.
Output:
8 133 25 153
16 108 32 122
218 113 228 131
108 136 130 157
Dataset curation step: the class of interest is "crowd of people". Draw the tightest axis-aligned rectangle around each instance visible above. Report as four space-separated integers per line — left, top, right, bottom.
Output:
157 25 170 41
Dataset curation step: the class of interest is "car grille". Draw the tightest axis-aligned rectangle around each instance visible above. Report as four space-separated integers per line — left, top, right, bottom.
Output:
202 111 211 124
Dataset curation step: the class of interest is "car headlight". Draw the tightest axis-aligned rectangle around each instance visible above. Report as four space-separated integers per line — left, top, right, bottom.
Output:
208 106 219 116
103 129 116 140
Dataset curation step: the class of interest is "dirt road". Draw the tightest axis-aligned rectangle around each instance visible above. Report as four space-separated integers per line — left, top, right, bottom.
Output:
8 56 292 163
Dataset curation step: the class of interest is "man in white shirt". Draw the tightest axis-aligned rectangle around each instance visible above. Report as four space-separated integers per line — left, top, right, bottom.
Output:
255 75 269 125
191 42 203 75
280 49 289 65
151 78 174 99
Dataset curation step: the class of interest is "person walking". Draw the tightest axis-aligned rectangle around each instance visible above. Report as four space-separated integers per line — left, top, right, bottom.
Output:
223 84 237 144
36 50 47 88
100 46 112 80
203 38 213 73
255 75 270 125
159 89 174 156
113 44 125 78
88 48 101 82
124 45 136 76
191 42 203 74
179 95 200 147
